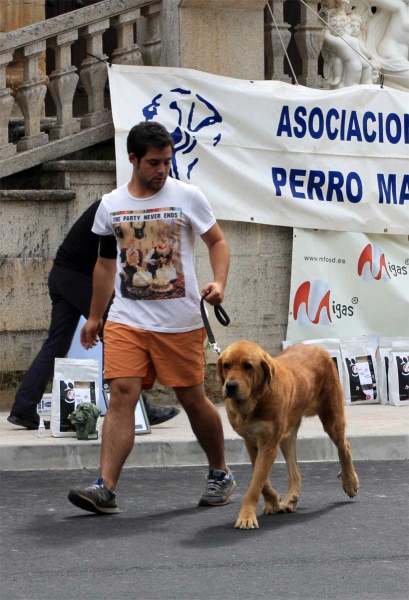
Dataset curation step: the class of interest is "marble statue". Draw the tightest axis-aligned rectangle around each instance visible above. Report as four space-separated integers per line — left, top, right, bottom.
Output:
321 0 409 91
363 0 409 91
322 12 375 87
349 12 382 82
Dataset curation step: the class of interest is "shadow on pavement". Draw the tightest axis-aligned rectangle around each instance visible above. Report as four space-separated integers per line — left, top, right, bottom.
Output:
180 501 355 548
16 499 355 550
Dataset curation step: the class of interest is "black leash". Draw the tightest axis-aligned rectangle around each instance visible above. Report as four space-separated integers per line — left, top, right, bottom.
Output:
200 296 230 355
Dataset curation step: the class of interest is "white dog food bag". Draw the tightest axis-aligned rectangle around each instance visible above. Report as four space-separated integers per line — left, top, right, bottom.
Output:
282 340 292 350
51 358 100 438
377 338 408 404
340 336 379 405
388 341 409 406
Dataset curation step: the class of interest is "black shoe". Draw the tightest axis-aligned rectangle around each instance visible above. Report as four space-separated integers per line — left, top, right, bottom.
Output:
7 412 49 430
145 405 180 426
68 477 119 515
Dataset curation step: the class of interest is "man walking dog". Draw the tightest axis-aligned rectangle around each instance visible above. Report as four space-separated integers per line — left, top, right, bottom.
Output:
68 121 236 514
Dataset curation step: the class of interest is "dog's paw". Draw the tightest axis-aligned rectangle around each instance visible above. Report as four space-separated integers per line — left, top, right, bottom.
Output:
235 513 259 529
343 475 360 498
277 501 298 513
268 494 298 514
262 501 282 515
338 470 359 498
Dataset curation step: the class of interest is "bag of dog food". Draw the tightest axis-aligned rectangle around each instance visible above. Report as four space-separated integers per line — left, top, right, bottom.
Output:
377 337 408 404
282 340 294 350
387 341 409 406
340 336 379 404
51 358 100 437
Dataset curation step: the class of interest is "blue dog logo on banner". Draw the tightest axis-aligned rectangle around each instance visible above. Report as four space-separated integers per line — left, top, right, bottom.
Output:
142 88 223 180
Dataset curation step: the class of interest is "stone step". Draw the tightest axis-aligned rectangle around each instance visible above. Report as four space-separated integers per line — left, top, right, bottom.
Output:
0 190 76 202
42 160 116 173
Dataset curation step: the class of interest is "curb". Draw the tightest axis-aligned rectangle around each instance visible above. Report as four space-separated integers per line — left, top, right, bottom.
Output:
1 433 408 471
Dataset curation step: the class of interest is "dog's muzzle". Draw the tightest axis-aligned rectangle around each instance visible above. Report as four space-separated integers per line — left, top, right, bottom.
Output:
224 381 240 398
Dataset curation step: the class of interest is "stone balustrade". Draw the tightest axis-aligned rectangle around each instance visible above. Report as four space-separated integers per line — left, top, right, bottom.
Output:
0 0 161 178
294 0 324 88
264 0 324 87
264 0 292 83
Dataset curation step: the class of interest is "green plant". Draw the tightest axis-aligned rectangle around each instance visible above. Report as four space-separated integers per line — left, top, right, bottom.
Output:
0 370 28 391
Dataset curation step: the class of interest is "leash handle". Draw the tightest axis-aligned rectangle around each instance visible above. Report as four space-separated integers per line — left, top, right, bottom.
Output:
200 296 230 355
214 303 230 327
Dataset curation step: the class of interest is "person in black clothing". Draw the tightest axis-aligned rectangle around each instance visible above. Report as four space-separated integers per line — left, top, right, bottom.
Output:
7 200 180 430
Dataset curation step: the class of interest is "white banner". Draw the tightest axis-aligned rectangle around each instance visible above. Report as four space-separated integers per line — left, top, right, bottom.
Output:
286 229 409 340
108 65 409 235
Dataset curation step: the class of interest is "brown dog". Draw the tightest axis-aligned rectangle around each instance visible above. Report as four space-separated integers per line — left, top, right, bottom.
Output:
218 341 359 530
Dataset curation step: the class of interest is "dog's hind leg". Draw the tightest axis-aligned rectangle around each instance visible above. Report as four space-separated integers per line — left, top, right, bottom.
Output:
245 439 282 514
318 383 359 498
277 420 302 513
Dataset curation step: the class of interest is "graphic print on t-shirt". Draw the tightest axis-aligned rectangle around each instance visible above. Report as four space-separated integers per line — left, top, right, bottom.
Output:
111 207 185 300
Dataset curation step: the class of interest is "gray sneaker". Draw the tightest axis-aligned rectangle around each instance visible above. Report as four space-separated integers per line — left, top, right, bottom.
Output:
68 477 119 515
198 467 237 506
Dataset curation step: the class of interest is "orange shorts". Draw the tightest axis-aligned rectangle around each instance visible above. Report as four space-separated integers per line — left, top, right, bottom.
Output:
103 321 207 389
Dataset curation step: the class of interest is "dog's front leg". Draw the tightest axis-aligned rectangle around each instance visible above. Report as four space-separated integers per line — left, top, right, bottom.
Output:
236 438 279 530
244 438 281 515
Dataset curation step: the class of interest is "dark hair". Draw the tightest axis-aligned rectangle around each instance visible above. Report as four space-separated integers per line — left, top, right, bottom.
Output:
126 121 174 161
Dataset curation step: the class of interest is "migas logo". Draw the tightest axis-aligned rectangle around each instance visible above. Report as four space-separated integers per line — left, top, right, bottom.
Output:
293 280 354 327
293 280 331 327
357 244 391 282
357 244 408 282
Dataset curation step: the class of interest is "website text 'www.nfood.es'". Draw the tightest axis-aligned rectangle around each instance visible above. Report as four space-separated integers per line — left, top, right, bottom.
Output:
304 255 346 264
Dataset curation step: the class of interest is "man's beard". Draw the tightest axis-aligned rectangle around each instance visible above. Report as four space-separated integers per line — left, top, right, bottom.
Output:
140 176 167 191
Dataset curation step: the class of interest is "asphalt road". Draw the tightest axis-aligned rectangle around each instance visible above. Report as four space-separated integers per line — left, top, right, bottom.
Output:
1 461 408 600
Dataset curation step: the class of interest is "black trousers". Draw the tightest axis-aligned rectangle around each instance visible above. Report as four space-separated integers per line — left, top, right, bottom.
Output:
11 265 94 418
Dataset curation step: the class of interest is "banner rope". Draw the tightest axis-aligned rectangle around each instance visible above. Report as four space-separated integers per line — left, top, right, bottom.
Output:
266 2 299 85
298 0 409 85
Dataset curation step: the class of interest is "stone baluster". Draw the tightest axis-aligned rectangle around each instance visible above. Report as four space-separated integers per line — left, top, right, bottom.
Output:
264 0 292 82
15 41 48 151
137 1 162 66
0 52 16 159
79 19 110 128
294 0 324 88
111 9 144 66
48 31 81 141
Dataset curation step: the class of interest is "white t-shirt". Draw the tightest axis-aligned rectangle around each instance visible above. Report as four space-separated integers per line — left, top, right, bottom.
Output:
92 177 216 333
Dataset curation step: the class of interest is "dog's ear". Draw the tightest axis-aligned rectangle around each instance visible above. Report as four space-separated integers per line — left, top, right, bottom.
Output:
217 356 225 385
261 353 274 389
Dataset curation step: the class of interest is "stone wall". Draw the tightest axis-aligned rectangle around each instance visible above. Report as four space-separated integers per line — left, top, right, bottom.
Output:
0 161 116 371
2 0 46 108
0 0 45 34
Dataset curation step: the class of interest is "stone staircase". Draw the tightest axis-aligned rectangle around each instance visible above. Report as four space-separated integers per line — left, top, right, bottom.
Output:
0 0 161 179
